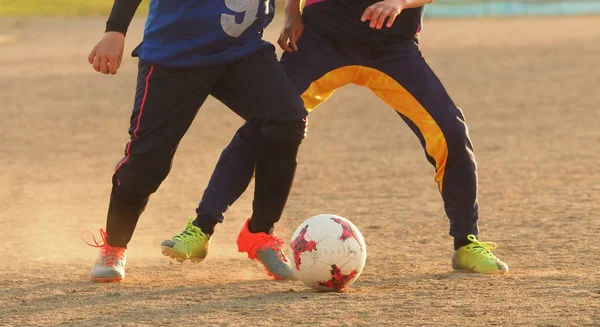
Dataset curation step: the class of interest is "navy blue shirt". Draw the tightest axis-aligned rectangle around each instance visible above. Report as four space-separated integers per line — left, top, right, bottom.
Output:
303 0 423 49
135 0 275 67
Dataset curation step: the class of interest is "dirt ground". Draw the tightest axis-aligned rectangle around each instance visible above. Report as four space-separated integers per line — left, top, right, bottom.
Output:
0 15 599 326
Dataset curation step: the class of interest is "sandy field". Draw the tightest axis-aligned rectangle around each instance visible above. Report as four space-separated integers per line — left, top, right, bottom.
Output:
0 15 599 326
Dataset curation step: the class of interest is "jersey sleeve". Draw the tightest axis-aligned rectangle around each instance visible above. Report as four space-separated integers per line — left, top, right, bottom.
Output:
105 0 143 36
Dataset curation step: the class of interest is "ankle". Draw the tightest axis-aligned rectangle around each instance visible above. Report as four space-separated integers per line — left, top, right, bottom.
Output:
192 216 217 236
105 236 128 249
454 237 472 250
248 218 273 234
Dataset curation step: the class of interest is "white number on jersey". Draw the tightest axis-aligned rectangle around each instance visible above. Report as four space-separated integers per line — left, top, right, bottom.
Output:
220 0 261 38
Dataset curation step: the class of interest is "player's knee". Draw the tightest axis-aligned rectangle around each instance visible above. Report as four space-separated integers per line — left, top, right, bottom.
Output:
113 160 171 198
441 106 471 146
235 122 261 141
261 117 307 141
113 175 164 198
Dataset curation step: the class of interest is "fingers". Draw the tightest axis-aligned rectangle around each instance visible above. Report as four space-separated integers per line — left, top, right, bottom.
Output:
289 38 298 52
99 54 110 74
382 6 401 28
369 6 386 28
289 26 303 52
361 5 384 28
361 4 401 29
278 30 293 53
377 8 398 29
92 54 121 75
88 48 97 64
278 35 293 53
92 55 101 72
361 6 374 23
89 34 125 75
109 56 119 75
386 10 399 27
92 54 115 75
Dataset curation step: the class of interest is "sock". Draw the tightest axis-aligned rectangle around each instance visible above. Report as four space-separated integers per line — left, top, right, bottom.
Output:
248 217 272 234
250 137 300 234
105 184 149 248
192 215 218 236
454 237 472 250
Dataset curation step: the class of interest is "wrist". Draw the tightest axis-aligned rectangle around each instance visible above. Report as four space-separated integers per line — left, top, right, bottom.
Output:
284 7 302 20
104 31 126 39
395 0 408 10
284 0 302 13
105 22 128 36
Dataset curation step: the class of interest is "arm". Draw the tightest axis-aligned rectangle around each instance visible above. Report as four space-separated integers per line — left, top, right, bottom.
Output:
284 0 303 13
105 0 143 36
361 0 433 30
278 0 304 52
88 0 143 75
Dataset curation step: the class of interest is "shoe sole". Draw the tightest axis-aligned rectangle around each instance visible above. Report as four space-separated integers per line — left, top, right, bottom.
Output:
453 268 509 275
161 246 204 264
257 261 297 280
92 276 123 283
264 267 283 280
241 251 297 281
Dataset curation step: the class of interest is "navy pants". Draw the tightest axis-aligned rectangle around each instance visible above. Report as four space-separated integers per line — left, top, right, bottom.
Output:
197 27 479 247
106 46 307 247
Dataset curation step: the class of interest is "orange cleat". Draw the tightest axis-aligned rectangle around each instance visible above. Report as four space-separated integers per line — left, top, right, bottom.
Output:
237 218 295 280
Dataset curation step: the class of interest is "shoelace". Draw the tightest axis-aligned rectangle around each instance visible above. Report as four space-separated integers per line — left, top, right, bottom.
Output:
81 229 125 267
266 229 288 263
466 234 498 259
81 228 108 248
252 228 288 263
173 222 204 243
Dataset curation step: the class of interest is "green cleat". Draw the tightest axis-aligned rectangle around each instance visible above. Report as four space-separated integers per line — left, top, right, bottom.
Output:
452 234 509 274
161 218 210 263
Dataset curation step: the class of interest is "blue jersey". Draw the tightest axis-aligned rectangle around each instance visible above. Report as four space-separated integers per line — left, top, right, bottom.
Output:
136 0 275 67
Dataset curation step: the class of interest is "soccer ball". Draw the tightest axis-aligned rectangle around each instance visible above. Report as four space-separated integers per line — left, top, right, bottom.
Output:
289 214 367 292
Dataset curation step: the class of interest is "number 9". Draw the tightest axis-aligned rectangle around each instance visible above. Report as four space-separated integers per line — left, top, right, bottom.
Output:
221 0 262 38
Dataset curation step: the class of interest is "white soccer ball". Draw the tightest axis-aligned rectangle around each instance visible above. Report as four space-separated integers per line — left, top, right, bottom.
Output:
289 214 367 292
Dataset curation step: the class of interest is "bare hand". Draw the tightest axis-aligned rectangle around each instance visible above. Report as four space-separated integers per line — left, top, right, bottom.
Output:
278 9 304 52
361 0 406 29
88 32 125 75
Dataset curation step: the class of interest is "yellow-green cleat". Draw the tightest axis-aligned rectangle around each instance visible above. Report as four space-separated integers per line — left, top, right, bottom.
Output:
452 234 508 274
161 218 210 263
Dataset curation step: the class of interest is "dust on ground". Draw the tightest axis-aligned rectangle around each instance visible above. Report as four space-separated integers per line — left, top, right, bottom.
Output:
0 16 599 326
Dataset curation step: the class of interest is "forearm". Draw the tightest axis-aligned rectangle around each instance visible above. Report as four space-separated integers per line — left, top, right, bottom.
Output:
401 0 434 9
284 0 303 13
105 0 143 36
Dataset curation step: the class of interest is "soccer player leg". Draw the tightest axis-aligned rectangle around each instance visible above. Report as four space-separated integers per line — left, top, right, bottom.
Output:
194 122 261 235
279 25 353 113
161 122 262 263
161 123 260 263
190 23 348 236
211 46 308 279
90 61 220 281
364 47 507 274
